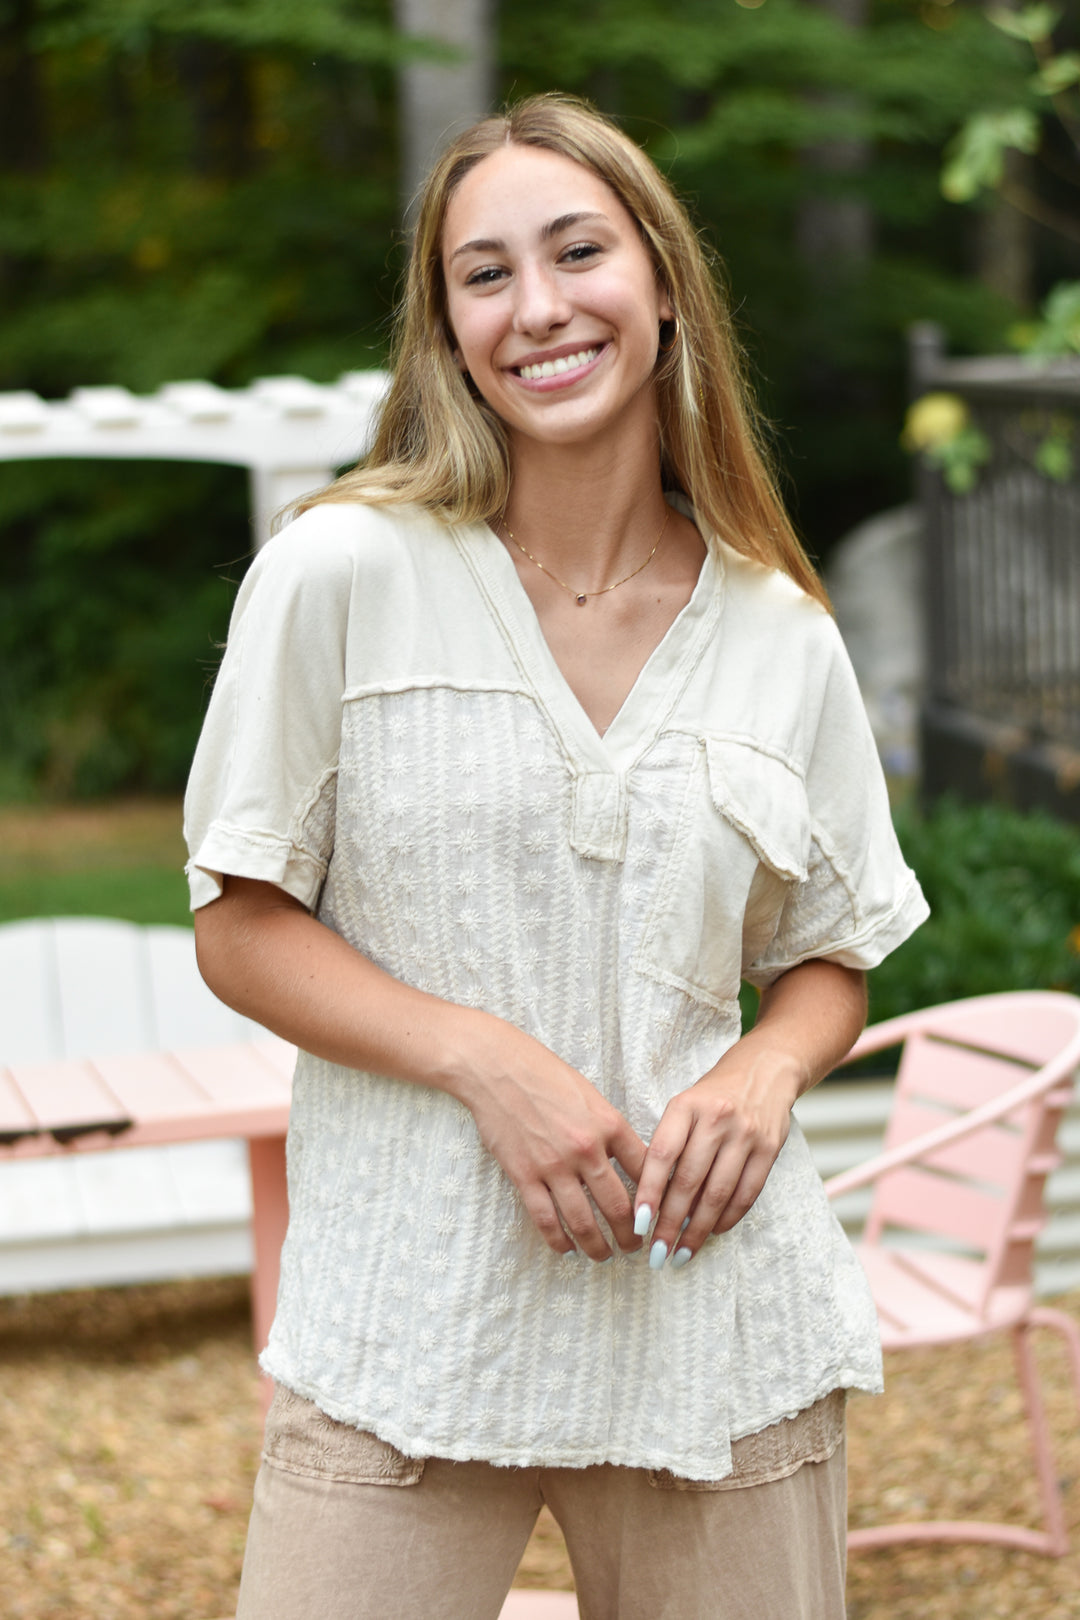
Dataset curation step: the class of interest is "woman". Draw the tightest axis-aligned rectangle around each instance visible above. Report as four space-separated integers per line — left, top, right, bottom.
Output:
186 94 927 1620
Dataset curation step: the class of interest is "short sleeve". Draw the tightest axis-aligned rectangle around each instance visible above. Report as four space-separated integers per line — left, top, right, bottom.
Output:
183 514 355 911
743 619 928 988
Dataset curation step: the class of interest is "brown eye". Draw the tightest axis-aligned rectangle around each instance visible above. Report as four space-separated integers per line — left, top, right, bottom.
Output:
465 265 506 287
561 243 601 264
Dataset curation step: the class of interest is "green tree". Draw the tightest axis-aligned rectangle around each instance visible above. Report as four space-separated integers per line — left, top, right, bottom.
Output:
939 2 1080 354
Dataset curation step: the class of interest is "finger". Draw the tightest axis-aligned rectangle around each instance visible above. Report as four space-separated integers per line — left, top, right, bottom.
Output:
583 1159 641 1253
519 1183 576 1256
647 1121 731 1257
709 1150 776 1235
607 1116 648 1186
673 1148 776 1262
679 1172 744 1256
549 1177 614 1263
632 1108 693 1245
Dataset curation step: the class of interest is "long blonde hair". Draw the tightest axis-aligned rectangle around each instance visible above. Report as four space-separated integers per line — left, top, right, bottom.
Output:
297 93 828 609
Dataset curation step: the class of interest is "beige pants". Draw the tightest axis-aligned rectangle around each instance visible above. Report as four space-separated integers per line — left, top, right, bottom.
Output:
236 1388 847 1620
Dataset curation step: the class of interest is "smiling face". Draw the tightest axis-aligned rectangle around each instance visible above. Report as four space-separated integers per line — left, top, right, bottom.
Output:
441 144 672 457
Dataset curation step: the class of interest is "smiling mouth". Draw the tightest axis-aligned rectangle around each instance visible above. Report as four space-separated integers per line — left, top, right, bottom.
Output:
514 347 601 381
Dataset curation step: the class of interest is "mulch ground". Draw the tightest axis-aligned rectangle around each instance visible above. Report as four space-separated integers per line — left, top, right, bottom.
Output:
1 1278 1079 1619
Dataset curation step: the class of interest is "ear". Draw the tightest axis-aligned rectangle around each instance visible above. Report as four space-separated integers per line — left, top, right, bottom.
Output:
657 280 674 324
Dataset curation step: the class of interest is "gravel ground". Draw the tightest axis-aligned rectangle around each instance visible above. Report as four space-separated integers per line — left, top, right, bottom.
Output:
1 1278 1078 1619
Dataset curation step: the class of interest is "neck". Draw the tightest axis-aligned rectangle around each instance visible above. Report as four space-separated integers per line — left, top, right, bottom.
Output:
502 430 670 593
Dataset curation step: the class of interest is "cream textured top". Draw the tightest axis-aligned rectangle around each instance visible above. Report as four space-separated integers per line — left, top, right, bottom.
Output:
185 499 928 1481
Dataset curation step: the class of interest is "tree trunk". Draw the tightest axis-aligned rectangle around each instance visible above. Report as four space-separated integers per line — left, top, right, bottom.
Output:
795 0 873 272
973 0 1032 307
0 0 48 172
394 0 495 217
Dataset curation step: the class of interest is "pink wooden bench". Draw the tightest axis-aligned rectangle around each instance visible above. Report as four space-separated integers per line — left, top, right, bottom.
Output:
0 1033 295 1389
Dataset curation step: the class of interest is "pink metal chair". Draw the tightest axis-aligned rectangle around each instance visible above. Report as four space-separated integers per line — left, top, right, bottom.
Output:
826 990 1080 1556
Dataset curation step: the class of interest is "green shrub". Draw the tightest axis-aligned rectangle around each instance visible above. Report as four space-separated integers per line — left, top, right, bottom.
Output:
868 797 1080 1023
0 459 248 799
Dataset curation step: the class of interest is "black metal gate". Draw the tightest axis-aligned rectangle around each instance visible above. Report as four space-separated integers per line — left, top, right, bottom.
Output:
910 324 1080 821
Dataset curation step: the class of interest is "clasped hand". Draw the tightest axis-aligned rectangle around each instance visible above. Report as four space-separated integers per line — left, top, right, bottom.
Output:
460 1024 798 1267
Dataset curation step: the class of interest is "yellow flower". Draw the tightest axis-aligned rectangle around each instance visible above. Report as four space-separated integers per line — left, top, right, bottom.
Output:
1068 923 1080 956
902 392 970 452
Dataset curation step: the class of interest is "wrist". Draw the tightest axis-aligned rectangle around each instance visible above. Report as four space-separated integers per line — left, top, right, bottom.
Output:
702 1036 807 1111
427 1003 522 1109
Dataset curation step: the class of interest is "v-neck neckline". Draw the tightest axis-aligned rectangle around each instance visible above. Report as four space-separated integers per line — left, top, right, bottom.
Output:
455 508 723 776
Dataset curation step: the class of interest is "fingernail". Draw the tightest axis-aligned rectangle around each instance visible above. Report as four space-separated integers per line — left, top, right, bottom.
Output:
649 1239 668 1270
634 1204 653 1238
671 1246 693 1270
681 1217 691 1232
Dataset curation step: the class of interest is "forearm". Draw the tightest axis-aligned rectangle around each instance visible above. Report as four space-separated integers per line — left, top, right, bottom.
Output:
739 959 868 1107
194 876 648 1260
193 876 509 1101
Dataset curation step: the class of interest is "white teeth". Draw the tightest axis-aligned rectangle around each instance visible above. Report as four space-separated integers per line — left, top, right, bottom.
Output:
518 348 598 381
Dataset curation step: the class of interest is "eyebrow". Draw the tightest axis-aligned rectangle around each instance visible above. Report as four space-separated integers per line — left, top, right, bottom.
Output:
448 211 608 262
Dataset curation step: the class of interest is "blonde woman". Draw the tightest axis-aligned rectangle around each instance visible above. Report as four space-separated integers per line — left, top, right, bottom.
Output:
186 94 927 1620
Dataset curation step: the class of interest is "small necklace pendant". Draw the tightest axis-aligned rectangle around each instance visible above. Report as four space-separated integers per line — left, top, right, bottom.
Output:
576 594 587 606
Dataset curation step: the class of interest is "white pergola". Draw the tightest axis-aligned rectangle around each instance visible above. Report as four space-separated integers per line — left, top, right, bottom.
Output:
0 372 390 547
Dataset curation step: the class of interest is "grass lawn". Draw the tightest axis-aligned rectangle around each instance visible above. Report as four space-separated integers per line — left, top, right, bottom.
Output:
0 799 190 927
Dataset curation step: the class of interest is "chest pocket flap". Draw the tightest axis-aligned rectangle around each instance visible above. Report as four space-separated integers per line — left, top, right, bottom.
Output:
635 737 811 1011
705 737 810 883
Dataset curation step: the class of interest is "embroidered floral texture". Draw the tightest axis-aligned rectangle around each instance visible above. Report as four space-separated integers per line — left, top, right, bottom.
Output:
186 509 925 1478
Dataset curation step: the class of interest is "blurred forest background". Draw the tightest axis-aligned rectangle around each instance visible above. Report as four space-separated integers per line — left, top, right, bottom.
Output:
1 0 1078 801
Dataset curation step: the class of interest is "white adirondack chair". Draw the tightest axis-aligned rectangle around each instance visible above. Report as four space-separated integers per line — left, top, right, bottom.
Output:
0 917 290 1330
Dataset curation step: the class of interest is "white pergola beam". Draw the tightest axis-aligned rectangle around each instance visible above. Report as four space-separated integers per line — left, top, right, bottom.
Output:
0 371 389 548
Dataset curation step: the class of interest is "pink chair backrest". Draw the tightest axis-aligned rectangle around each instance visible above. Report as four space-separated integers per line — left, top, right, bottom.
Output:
862 997 1079 1317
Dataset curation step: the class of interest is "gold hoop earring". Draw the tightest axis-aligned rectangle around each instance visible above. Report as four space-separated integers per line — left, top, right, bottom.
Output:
658 315 681 354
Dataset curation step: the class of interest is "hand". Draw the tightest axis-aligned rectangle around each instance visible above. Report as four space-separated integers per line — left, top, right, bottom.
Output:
196 878 648 1264
455 1025 647 1263
635 960 867 1269
633 1044 799 1269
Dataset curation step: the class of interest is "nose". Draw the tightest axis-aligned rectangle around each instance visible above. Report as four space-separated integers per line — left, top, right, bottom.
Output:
512 261 572 338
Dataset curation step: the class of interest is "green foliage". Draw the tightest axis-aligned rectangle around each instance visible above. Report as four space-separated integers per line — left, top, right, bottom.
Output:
941 107 1041 203
1015 279 1080 356
987 4 1060 47
868 799 1080 1024
939 2 1080 247
0 457 248 798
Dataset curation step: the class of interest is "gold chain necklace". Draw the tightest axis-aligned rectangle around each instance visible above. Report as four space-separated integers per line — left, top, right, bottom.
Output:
501 507 670 606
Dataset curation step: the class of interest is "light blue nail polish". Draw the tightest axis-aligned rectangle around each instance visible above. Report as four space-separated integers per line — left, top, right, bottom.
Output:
671 1246 693 1269
649 1239 668 1270
634 1204 653 1238
681 1217 691 1232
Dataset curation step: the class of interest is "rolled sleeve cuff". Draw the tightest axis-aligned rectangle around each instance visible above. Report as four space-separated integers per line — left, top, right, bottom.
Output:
186 822 329 913
745 870 930 989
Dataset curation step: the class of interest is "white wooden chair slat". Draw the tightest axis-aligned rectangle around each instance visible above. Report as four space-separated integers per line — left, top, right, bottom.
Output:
167 1139 251 1224
145 927 259 1049
0 919 63 1063
53 918 157 1058
0 1156 87 1239
73 1148 184 1234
